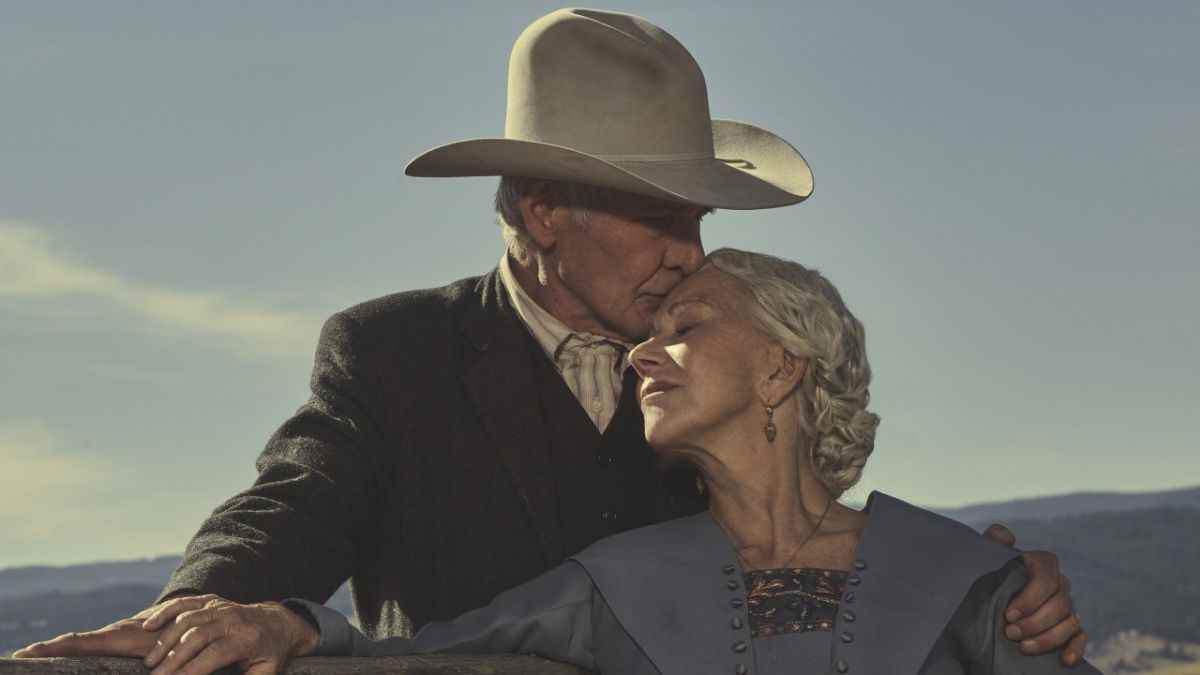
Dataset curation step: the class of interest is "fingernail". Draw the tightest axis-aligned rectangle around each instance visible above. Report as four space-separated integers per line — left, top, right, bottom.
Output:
1005 625 1022 640
1066 651 1078 665
1005 608 1022 622
1021 639 1036 652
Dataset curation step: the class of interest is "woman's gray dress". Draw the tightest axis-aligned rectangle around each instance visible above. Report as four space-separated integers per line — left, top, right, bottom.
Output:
290 491 1099 674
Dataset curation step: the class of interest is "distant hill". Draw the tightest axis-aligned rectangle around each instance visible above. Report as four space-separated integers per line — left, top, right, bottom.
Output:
930 485 1200 528
0 556 182 600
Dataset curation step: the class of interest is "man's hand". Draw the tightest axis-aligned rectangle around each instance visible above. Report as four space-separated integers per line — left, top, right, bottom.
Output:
11 603 162 659
982 523 1089 667
139 594 318 675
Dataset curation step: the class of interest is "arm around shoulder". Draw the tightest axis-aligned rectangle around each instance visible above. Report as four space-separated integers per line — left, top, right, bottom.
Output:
951 558 1101 674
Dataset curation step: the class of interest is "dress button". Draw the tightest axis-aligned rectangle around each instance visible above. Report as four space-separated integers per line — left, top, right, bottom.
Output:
853 559 867 571
730 599 745 608
847 574 861 586
844 592 855 603
732 616 744 629
835 658 849 672
840 631 855 644
722 564 737 574
732 641 748 653
842 610 856 622
736 664 748 675
726 579 739 590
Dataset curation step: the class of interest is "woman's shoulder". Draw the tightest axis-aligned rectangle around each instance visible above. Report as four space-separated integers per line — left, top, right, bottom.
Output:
861 491 1015 563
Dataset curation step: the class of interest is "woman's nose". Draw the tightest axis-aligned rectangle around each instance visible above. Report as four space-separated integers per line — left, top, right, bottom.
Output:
629 337 666 379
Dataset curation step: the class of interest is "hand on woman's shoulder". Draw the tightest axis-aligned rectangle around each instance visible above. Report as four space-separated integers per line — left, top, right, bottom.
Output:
944 558 1101 674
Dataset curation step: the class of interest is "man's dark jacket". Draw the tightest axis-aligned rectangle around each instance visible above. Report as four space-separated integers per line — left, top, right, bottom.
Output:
158 269 704 638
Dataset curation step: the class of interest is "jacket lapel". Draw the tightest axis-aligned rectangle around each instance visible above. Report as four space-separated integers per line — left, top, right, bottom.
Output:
458 268 563 565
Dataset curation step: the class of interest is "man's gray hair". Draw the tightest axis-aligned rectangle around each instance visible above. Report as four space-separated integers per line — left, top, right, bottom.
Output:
494 176 625 265
706 248 880 499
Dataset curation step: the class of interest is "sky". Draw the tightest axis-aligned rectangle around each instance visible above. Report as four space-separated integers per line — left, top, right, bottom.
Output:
1 1 1197 568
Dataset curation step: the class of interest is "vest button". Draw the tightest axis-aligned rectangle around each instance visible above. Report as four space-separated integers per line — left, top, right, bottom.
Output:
601 510 617 522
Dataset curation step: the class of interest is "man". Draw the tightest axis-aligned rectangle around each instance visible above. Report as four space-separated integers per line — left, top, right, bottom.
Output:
15 7 1087 667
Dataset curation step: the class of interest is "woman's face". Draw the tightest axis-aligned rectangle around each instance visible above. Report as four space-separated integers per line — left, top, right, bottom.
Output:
629 265 775 454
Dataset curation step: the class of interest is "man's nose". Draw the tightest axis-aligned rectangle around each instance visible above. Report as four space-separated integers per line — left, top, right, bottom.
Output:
664 221 705 274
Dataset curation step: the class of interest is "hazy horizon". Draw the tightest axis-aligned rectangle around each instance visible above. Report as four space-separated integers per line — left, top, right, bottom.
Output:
2 2 1197 568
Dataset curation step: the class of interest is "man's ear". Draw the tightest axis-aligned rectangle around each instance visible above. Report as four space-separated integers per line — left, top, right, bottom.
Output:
518 189 564 250
759 344 807 407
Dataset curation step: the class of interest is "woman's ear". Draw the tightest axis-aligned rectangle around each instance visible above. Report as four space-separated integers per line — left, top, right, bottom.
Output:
759 344 807 407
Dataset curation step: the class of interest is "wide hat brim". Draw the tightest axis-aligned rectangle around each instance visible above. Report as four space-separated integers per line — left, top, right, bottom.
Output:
405 119 813 210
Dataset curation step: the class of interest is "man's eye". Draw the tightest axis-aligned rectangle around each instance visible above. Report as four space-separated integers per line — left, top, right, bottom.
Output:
676 324 694 336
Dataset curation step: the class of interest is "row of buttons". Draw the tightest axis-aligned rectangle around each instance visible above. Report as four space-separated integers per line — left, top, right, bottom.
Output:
723 563 750 674
834 559 868 672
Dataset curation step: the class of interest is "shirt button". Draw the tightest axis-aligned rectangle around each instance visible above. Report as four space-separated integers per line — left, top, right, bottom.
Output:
592 401 603 412
847 574 861 586
853 559 867 571
731 616 744 629
840 631 855 644
835 659 849 672
844 592 856 603
732 641 748 653
842 610 856 622
736 664 748 675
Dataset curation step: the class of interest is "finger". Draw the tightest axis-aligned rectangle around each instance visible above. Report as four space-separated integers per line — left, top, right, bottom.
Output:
157 637 246 675
11 625 154 658
1005 551 1061 622
1011 574 1072 639
982 523 1016 547
144 595 221 631
1019 609 1083 656
244 662 283 675
145 608 220 668
150 625 223 675
1061 625 1088 666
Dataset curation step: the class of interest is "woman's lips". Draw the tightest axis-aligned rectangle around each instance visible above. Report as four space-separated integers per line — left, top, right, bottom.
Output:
640 383 679 401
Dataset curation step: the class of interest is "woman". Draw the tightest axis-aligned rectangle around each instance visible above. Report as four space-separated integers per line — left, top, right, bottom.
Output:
136 248 1098 675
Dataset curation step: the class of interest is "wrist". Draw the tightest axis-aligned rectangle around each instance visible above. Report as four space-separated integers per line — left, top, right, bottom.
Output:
275 602 321 656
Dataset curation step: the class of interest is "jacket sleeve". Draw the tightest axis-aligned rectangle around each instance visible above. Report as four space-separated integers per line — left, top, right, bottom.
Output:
286 561 597 670
949 557 1100 674
157 312 388 606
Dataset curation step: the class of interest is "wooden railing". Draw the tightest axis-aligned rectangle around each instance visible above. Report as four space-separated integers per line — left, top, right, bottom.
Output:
0 656 588 674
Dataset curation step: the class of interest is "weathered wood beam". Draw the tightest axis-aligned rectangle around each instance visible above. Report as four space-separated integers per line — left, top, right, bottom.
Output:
0 656 588 675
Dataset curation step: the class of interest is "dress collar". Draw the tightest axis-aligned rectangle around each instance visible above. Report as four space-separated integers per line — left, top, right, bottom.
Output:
570 491 1020 675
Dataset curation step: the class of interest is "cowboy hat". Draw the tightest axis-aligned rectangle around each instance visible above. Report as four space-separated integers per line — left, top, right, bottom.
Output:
405 8 813 210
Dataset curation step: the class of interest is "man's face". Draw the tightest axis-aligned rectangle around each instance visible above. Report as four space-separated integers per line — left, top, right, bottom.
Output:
549 192 707 342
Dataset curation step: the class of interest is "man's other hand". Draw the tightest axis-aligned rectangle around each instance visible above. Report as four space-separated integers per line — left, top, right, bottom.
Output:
11 602 163 658
983 522 1089 667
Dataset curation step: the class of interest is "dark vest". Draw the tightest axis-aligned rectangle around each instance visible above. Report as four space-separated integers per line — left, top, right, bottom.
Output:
529 336 704 556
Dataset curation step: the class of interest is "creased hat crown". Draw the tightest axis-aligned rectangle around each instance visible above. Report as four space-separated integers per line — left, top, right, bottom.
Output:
506 8 714 160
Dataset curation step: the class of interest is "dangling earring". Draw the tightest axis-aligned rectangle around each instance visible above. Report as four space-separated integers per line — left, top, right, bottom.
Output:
695 474 706 495
764 404 777 442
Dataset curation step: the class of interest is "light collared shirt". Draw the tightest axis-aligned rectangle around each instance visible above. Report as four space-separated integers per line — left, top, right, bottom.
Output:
499 254 634 432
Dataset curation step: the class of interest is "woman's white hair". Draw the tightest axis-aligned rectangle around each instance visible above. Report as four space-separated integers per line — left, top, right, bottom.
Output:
706 247 880 499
